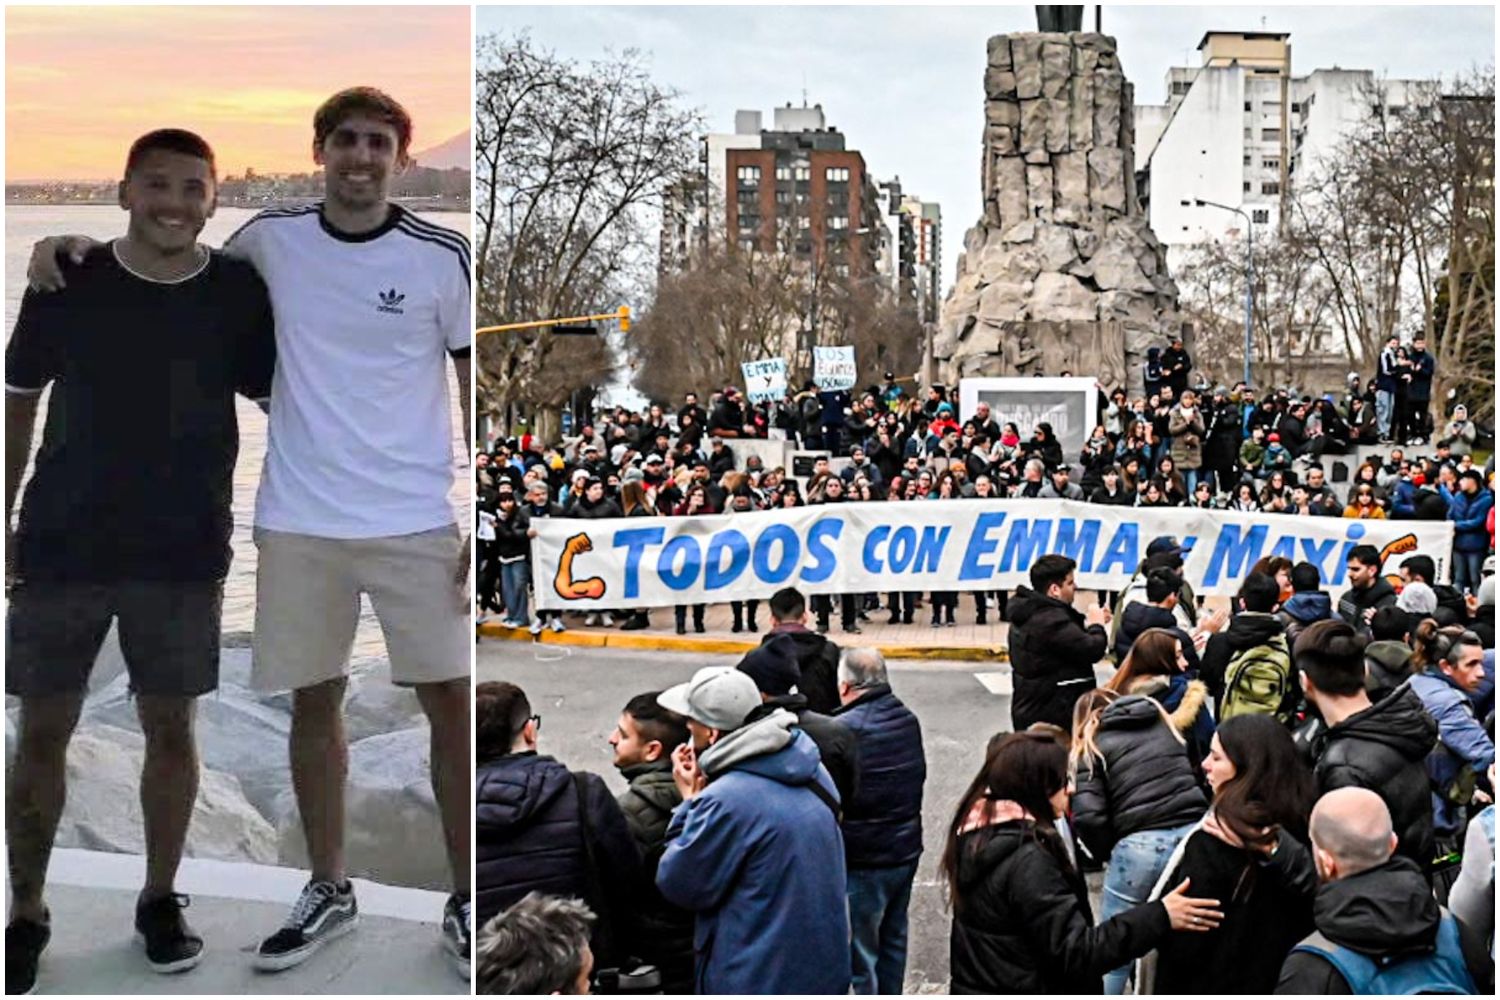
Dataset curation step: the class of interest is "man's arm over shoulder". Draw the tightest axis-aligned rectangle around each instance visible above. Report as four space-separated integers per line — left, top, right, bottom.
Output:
222 256 276 403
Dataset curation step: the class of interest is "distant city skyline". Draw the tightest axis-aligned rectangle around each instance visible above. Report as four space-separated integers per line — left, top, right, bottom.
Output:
482 5 1495 292
6 5 471 181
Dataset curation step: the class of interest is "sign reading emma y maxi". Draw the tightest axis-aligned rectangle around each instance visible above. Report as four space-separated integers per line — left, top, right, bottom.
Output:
960 377 1098 469
531 500 1453 611
741 358 789 404
813 346 857 390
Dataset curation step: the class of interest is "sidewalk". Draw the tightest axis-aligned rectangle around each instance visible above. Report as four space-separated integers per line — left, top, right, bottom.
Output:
478 598 1014 662
13 850 466 995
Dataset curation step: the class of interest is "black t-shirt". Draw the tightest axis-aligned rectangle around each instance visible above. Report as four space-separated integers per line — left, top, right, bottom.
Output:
6 244 276 581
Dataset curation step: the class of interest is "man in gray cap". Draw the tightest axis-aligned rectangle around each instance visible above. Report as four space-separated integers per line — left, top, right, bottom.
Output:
654 667 850 994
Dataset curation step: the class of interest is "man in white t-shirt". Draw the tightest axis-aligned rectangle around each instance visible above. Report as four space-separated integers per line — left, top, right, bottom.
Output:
28 87 473 979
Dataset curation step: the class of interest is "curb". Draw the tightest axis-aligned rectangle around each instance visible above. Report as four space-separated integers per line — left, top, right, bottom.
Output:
476 622 1009 663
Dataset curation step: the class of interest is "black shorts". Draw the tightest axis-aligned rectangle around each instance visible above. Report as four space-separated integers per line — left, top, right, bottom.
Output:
5 579 223 698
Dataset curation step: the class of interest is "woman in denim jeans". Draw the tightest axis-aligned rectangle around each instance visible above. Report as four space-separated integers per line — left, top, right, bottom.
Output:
1071 635 1210 995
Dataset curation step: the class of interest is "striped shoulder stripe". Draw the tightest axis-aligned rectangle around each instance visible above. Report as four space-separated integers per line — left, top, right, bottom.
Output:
395 217 471 263
398 209 471 249
224 205 320 245
395 223 471 284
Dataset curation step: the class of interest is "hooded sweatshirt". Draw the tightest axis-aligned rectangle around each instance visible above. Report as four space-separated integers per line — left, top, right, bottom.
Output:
1364 640 1414 701
657 713 851 995
1278 591 1335 645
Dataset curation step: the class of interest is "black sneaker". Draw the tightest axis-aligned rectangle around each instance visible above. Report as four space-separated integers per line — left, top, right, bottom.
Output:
441 894 471 980
6 915 50 995
135 893 204 973
254 879 358 972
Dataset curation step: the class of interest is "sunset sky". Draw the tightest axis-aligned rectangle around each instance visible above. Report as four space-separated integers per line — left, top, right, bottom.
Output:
6 5 471 181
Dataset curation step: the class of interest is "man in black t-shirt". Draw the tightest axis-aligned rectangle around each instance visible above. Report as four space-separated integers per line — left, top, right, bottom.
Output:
3 130 274 993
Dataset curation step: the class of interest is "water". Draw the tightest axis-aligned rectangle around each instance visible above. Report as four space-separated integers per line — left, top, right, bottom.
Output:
5 205 472 658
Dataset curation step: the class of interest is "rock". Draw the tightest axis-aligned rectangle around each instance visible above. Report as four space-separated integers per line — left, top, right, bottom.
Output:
1026 164 1054 218
985 68 1017 100
977 241 1040 286
276 727 447 891
1033 223 1078 273
1093 70 1123 149
1041 41 1072 99
977 280 1031 323
1088 147 1126 213
56 725 277 864
1024 147 1051 165
1091 240 1155 293
1046 99 1071 152
1000 219 1036 244
1013 37 1043 99
961 320 1004 356
1018 99 1048 154
1070 72 1095 152
985 100 1021 127
987 35 1012 69
1029 273 1097 322
994 157 1029 232
1053 151 1090 224
987 124 1017 155
344 666 425 743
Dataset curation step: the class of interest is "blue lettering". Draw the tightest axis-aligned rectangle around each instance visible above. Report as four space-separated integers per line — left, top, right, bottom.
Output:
1204 524 1268 588
658 535 701 591
959 512 1008 581
1000 520 1053 573
862 525 891 574
613 526 665 599
888 525 917 572
704 529 750 590
1298 537 1337 581
1096 523 1139 576
755 524 801 584
1331 523 1367 585
1054 519 1101 572
1267 535 1297 563
914 526 951 573
800 518 844 584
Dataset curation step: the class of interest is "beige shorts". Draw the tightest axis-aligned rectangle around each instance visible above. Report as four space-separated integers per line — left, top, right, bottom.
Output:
251 524 468 692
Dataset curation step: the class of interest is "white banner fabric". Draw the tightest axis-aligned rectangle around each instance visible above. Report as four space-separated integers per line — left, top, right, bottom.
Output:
741 358 788 404
812 346 857 390
529 500 1453 611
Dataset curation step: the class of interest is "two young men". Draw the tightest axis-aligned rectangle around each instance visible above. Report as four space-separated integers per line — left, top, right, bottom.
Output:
6 87 473 990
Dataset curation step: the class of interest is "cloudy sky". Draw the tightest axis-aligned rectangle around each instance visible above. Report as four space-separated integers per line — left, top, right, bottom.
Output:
481 4 1493 290
7 5 471 179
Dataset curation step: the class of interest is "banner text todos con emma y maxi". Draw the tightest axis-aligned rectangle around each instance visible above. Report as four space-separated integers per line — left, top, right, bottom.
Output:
530 500 1454 611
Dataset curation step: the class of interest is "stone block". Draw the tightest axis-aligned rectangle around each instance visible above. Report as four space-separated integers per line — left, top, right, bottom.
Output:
1053 151 1090 224
1070 72 1095 152
1033 222 1079 272
978 242 1041 286
978 279 1031 322
987 35 1013 69
988 124 1017 155
1073 33 1112 51
985 67 1017 100
1019 98 1048 153
1041 41 1072 98
1092 70 1123 149
1090 240 1155 293
1088 147 1126 213
1046 99 1071 152
1000 219 1036 244
1030 272 1097 322
1024 148 1051 165
995 156 1029 231
1013 37 1043 98
985 100 1021 127
963 320 1004 356
1073 227 1101 261
1026 163 1054 218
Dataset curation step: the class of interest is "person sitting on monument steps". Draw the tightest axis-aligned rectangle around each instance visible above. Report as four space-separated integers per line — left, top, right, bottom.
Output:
1274 788 1489 994
1008 554 1111 732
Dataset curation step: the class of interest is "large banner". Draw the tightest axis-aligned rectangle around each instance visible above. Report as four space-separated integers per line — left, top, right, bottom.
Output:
959 376 1097 468
741 358 788 404
813 346 857 390
530 500 1453 610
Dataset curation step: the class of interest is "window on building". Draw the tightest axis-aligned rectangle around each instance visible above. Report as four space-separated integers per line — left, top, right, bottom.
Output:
775 166 792 181
1244 101 1252 112
825 166 850 183
1262 181 1280 195
834 263 850 277
1243 154 1252 166
828 216 849 230
736 185 758 203
1243 181 1252 193
1171 80 1191 95
739 238 756 252
775 189 791 204
1262 158 1280 171
739 213 759 232
1252 209 1270 224
1261 128 1279 141
794 166 811 182
736 165 760 184
1290 102 1302 113
1244 128 1254 140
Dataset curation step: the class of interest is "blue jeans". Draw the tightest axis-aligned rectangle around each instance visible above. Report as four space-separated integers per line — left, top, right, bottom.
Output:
1453 551 1484 596
1376 390 1395 437
847 861 918 994
500 560 530 624
1182 468 1199 494
1099 823 1196 994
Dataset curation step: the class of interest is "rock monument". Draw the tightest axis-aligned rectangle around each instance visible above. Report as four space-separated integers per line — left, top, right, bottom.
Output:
936 30 1184 394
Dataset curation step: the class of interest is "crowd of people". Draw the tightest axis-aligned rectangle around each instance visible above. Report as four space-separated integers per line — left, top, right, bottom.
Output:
475 547 1495 993
477 348 1495 632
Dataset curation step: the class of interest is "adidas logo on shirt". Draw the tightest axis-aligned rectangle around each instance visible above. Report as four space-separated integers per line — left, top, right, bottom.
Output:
377 288 406 314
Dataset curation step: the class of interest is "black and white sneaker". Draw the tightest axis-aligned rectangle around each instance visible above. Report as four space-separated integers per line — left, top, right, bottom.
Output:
254 879 358 972
135 893 204 973
6 915 50 995
441 894 471 980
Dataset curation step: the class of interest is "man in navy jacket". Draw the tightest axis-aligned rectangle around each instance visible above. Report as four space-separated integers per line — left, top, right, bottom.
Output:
831 648 926 995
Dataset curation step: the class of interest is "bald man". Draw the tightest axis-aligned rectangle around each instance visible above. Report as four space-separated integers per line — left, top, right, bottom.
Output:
1275 789 1489 994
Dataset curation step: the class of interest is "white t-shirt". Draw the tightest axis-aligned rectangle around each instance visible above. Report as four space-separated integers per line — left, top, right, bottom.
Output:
226 205 470 538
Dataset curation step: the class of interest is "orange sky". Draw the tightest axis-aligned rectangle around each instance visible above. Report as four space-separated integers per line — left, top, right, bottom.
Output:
6 5 470 180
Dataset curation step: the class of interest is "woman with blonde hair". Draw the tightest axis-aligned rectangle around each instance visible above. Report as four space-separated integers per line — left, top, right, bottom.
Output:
1071 664 1210 994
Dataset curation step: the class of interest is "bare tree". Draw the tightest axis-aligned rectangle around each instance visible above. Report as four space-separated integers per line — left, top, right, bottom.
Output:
475 32 702 438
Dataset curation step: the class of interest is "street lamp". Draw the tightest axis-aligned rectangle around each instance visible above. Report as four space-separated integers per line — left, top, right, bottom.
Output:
1194 198 1255 387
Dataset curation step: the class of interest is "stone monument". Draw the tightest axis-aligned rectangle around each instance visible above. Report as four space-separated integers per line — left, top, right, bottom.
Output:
935 30 1184 394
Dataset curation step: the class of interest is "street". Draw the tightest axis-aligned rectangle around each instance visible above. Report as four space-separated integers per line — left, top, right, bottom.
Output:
480 641 1110 993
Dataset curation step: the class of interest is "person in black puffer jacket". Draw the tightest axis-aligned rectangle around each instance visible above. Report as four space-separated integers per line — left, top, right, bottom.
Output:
943 733 1222 994
1113 568 1200 670
1276 562 1336 647
1008 555 1111 732
831 648 927 994
1071 688 1209 994
1294 620 1440 874
1198 573 1288 714
475 682 642 970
